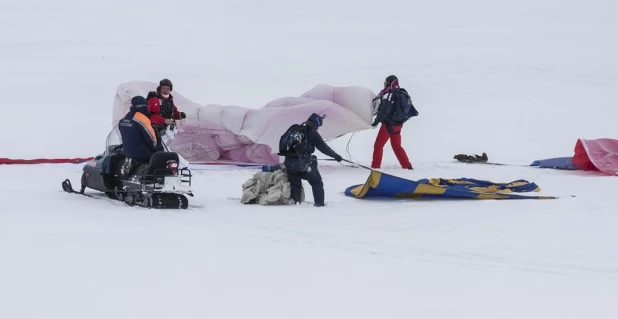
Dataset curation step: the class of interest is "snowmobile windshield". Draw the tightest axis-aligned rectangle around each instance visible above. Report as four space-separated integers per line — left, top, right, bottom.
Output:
104 125 122 155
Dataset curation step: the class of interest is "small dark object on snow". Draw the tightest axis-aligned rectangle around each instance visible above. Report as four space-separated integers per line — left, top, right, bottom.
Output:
454 152 489 163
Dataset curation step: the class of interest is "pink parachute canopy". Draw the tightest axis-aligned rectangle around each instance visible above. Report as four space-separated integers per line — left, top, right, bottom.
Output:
573 138 618 175
112 81 376 165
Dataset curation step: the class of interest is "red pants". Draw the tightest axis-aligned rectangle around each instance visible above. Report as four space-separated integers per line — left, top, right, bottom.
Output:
371 123 411 169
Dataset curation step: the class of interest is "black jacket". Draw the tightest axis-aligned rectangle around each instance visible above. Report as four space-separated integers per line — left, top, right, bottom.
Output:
284 124 340 172
374 88 410 127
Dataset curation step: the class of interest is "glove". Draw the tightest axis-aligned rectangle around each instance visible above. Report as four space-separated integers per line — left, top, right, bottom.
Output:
178 112 186 119
334 154 343 162
371 120 379 127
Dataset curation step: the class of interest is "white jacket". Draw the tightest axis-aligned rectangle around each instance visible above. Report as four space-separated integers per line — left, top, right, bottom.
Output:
241 169 304 205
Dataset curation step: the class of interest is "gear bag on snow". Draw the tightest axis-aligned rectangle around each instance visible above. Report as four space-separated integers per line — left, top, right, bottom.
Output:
278 124 308 156
392 88 418 123
454 152 488 163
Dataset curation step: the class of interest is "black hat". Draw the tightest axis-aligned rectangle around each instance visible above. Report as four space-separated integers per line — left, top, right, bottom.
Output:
159 78 173 91
308 113 325 128
130 96 150 115
131 96 147 106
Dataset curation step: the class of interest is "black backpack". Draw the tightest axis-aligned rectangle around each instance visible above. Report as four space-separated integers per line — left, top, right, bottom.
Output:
392 88 419 123
146 91 157 101
278 124 308 156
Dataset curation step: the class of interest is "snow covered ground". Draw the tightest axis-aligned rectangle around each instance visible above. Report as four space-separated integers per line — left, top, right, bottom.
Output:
1 0 618 318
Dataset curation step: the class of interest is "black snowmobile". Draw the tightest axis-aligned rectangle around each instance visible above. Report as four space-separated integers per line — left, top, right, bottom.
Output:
61 128 193 209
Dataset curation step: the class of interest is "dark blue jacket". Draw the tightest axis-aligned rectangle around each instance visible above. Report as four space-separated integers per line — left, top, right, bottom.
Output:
118 105 160 164
374 88 410 127
284 124 340 172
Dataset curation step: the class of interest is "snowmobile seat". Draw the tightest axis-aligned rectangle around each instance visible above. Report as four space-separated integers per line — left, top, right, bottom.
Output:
146 151 180 177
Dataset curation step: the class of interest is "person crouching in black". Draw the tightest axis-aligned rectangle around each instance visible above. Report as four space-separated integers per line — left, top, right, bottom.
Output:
280 113 343 207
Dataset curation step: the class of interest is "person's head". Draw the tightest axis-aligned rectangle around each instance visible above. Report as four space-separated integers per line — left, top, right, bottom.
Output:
157 78 173 96
383 75 399 90
130 96 149 115
306 113 325 129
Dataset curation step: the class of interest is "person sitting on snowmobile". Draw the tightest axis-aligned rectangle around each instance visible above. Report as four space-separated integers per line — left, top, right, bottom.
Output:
118 96 163 175
146 78 186 137
278 113 343 207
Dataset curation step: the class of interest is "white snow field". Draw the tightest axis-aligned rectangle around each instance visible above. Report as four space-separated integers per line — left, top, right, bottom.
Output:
1 0 618 318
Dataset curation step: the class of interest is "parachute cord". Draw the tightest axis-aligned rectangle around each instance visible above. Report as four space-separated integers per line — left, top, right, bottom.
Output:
345 131 359 164
325 131 361 168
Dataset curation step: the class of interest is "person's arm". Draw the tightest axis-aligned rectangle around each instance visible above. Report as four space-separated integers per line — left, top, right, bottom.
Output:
372 93 394 125
308 129 342 160
133 115 159 153
147 97 167 125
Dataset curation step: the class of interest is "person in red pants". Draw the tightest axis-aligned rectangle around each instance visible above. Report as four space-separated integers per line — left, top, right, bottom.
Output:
371 75 414 170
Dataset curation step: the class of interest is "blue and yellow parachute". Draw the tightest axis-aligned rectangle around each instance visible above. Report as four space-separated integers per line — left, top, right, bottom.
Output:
344 170 556 200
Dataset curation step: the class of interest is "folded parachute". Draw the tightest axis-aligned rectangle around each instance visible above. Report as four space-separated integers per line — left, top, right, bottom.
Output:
345 171 556 200
112 81 376 165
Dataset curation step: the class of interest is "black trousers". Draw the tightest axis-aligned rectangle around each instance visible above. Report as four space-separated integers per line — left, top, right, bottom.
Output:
285 157 325 206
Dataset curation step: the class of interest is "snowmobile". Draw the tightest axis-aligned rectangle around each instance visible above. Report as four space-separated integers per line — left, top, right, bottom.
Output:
61 127 193 209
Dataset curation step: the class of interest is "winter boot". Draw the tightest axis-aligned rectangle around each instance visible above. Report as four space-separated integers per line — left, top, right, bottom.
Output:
120 158 135 177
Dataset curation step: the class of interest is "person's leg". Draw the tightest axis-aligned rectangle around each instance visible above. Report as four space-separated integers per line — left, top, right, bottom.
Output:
287 172 303 204
305 161 325 206
371 124 391 168
389 125 412 169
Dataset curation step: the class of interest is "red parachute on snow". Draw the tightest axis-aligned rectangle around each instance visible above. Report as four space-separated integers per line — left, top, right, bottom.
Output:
531 138 618 175
572 138 618 175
